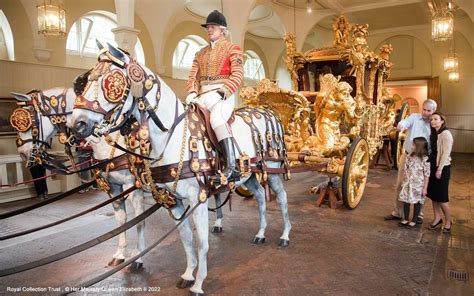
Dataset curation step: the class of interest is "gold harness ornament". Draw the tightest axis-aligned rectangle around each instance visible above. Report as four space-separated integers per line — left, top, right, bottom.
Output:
10 108 32 132
102 69 128 103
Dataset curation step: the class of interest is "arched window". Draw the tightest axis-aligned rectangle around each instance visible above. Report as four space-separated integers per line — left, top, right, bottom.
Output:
244 50 265 81
66 11 145 64
0 10 14 60
172 35 207 79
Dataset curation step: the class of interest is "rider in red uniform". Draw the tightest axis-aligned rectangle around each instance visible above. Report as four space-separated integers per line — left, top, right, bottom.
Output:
186 10 244 183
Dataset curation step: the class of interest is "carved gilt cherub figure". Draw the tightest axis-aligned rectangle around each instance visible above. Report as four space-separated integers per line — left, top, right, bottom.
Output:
303 74 356 156
333 15 351 47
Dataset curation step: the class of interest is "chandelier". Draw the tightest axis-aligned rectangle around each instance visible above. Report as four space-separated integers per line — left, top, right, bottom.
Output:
443 51 458 72
307 0 315 13
429 1 456 41
37 0 66 37
448 71 459 82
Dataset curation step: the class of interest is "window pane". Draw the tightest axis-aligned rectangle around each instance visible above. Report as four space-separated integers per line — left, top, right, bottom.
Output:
180 41 201 68
83 15 116 54
66 13 145 63
173 41 187 67
66 22 78 50
244 51 265 80
172 35 206 79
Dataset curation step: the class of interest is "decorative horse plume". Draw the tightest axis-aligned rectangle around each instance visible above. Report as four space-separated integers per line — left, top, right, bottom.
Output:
107 43 125 60
105 43 127 67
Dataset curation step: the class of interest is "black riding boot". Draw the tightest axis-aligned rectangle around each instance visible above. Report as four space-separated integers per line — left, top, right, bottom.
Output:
211 137 240 184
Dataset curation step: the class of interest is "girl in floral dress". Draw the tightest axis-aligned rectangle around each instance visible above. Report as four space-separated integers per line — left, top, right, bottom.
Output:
398 137 430 227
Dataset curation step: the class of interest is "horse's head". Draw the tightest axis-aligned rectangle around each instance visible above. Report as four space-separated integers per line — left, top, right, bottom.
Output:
70 41 139 138
11 88 71 167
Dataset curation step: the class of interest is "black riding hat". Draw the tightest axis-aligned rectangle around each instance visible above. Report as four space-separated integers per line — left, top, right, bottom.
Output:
201 10 227 28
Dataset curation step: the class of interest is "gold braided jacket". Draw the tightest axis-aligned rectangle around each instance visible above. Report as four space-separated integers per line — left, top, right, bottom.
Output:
187 36 244 98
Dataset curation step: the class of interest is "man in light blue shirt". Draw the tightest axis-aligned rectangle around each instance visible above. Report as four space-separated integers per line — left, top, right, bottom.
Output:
384 99 437 222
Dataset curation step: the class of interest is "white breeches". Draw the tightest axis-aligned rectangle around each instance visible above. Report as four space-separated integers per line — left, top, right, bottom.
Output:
198 84 235 141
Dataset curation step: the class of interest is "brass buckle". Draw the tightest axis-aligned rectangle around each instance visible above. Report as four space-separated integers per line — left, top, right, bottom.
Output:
204 138 212 152
219 172 228 186
239 153 252 177
266 131 272 143
169 167 177 178
189 137 199 153
191 158 200 172
138 100 145 110
96 176 111 193
140 172 151 186
198 188 207 203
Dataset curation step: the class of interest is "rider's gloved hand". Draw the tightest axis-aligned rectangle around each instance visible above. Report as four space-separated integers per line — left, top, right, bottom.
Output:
185 92 197 105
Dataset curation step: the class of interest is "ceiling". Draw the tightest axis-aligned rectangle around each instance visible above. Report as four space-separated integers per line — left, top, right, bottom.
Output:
249 5 273 21
318 2 431 31
185 0 221 18
247 5 284 38
185 0 470 39
271 0 327 10
337 0 392 8
185 2 285 39
185 0 274 21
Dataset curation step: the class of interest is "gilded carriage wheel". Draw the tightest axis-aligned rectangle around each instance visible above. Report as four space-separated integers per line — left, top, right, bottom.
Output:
393 103 409 169
342 137 369 210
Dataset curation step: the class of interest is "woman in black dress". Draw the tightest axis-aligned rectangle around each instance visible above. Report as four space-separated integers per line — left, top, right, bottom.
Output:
426 113 453 233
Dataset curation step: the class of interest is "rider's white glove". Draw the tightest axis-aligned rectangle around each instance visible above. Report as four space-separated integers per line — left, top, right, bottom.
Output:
185 92 197 105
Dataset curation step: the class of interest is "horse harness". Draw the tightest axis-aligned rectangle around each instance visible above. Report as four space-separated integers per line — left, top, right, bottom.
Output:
144 105 291 205
74 54 291 209
10 88 71 164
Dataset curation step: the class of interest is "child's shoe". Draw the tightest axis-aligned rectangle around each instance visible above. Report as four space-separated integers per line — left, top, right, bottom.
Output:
398 220 409 227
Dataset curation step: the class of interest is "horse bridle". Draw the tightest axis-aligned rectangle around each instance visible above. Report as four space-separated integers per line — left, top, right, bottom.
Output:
73 56 169 137
11 89 72 167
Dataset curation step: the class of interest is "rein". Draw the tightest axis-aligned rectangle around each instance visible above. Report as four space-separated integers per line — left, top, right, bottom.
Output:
0 196 161 278
75 60 169 140
0 185 135 241
0 180 96 219
105 93 185 162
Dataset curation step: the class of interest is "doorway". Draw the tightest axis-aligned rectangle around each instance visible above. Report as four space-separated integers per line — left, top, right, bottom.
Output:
385 79 428 114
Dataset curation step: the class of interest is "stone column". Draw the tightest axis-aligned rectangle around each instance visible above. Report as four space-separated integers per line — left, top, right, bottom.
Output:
113 0 140 57
111 26 141 57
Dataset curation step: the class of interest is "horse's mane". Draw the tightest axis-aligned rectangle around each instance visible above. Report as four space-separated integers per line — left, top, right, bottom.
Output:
73 69 92 96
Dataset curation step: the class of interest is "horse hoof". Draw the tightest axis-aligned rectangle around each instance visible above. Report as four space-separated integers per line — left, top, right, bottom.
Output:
128 262 143 272
108 258 125 266
278 239 290 248
176 278 195 289
188 292 204 296
252 237 265 245
211 226 223 233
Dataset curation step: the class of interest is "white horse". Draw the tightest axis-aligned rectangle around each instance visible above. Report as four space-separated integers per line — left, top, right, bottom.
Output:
12 88 146 271
69 44 291 296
